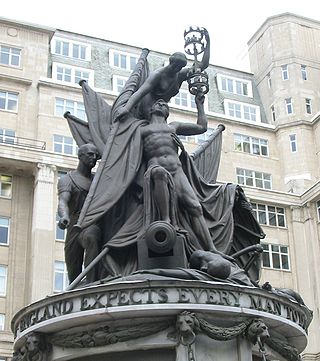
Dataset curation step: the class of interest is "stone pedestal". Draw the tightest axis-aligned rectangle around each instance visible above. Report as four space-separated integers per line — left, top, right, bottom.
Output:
11 279 312 361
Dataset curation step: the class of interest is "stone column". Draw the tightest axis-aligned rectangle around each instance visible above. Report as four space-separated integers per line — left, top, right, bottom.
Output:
28 163 56 303
290 204 320 358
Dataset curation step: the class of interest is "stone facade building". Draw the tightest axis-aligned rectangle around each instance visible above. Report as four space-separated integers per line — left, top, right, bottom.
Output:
0 12 319 360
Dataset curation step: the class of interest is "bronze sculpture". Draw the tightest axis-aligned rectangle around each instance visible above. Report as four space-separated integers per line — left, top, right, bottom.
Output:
57 143 101 283
62 29 265 288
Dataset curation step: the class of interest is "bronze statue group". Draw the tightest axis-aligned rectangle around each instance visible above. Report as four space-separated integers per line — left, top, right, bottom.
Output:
58 29 265 290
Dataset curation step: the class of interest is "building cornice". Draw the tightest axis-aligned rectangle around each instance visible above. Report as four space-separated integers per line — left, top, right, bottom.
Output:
0 73 32 86
0 143 78 170
248 12 320 48
0 16 55 36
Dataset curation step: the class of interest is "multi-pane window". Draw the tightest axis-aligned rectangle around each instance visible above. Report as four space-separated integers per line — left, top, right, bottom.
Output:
305 98 312 114
0 314 4 331
0 45 21 67
0 266 7 296
55 213 65 241
236 168 272 190
261 243 290 270
0 129 15 145
289 134 297 153
112 75 128 94
53 135 78 156
54 261 69 292
52 63 93 86
271 105 276 122
234 134 268 156
301 65 307 80
55 98 86 121
0 218 9 245
51 37 90 61
225 101 260 123
285 98 293 114
281 65 289 80
171 90 196 110
217 74 251 97
251 203 286 227
0 175 12 198
109 49 138 72
0 91 18 112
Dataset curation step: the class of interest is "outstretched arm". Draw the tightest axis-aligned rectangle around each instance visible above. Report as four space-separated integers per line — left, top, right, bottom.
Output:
170 94 207 136
116 71 161 120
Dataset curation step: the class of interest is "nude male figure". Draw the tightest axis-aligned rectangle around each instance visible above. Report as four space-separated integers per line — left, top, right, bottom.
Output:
140 95 217 252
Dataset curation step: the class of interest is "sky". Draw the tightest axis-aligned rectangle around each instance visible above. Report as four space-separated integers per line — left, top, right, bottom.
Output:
2 0 320 72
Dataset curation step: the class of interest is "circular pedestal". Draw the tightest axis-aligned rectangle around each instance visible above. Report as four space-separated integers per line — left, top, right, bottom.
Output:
11 279 312 361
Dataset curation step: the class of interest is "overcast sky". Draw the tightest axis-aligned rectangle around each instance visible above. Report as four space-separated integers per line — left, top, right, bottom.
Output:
2 0 320 71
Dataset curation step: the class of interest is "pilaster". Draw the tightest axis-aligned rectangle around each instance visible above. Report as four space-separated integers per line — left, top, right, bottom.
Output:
28 163 56 302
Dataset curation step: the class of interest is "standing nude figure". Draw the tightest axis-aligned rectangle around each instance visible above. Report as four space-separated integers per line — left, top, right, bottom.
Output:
140 95 217 252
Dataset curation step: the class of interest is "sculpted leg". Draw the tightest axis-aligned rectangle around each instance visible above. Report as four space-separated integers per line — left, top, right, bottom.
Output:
64 231 84 283
80 225 101 283
175 169 216 251
151 167 171 222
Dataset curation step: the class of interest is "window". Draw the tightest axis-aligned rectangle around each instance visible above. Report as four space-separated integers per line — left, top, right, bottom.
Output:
317 200 320 221
261 243 290 270
196 128 214 144
55 98 86 121
236 168 272 190
52 63 94 86
51 37 91 61
55 213 65 241
0 91 18 112
251 203 285 227
112 75 128 94
53 135 78 156
54 261 69 292
267 73 271 88
0 175 12 198
217 74 252 97
109 49 139 72
301 65 307 80
285 98 293 114
57 170 68 180
0 45 21 67
0 314 4 331
0 266 7 296
0 129 15 145
0 218 9 245
179 128 213 144
305 98 312 114
171 89 196 110
281 65 289 80
234 134 268 156
225 100 260 123
270 105 276 122
289 134 297 153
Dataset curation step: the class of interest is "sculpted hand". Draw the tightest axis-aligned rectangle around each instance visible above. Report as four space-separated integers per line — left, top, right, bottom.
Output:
195 93 205 105
58 216 70 230
115 107 129 121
